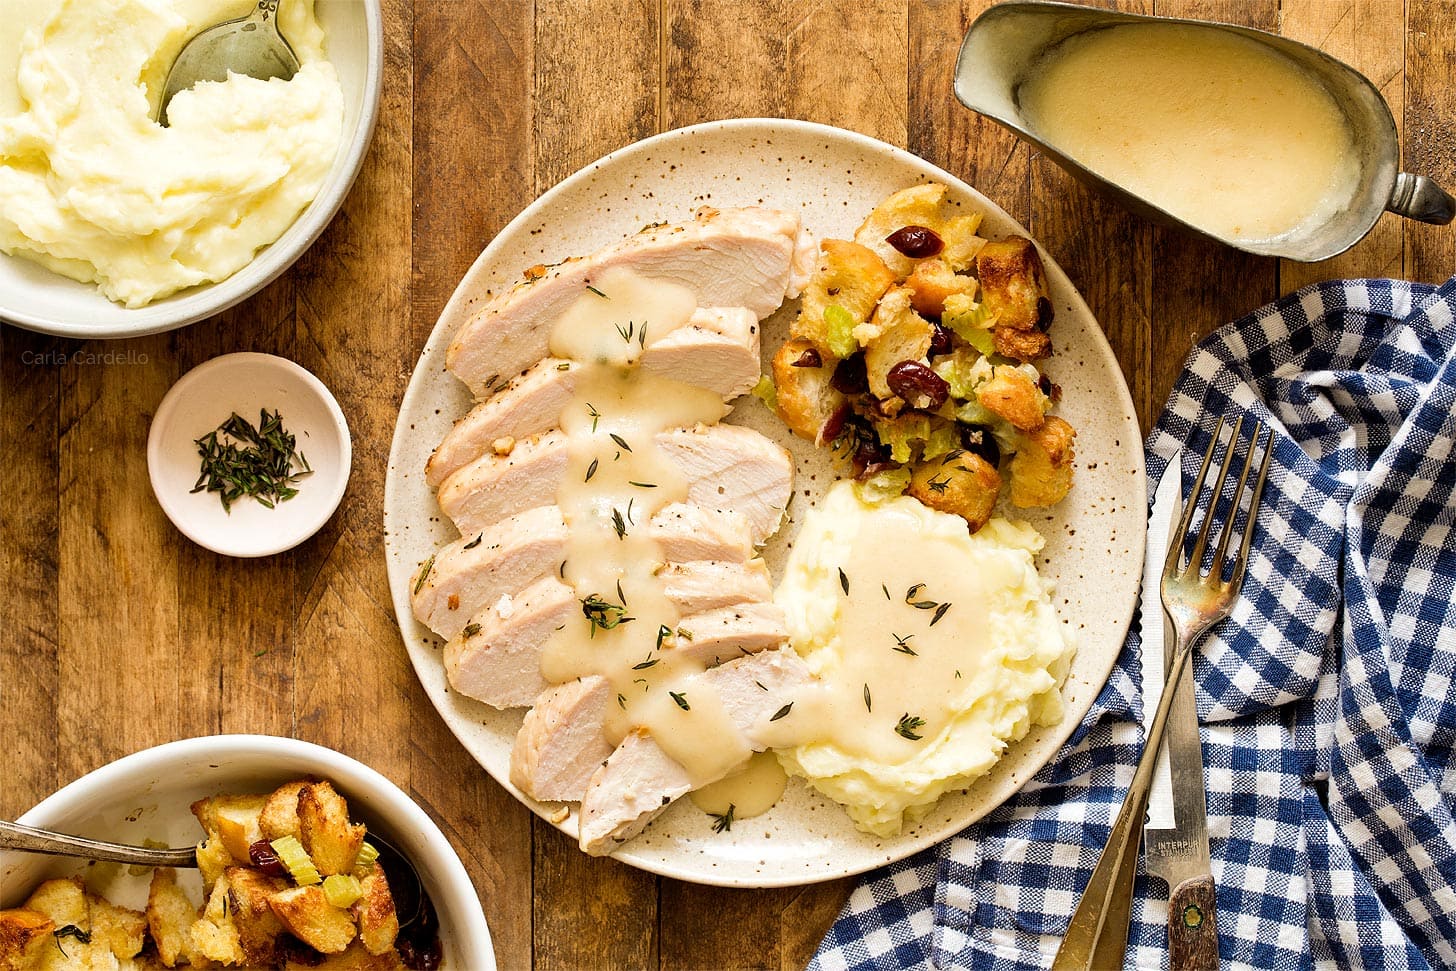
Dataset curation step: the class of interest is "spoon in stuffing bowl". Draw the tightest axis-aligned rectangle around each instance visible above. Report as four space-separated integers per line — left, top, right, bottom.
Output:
155 0 300 127
0 819 426 929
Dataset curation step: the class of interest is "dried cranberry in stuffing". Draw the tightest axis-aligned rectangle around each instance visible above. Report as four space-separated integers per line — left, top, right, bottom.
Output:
886 361 950 410
886 225 944 258
792 347 823 368
248 840 287 878
960 426 1001 467
830 354 869 395
929 323 954 357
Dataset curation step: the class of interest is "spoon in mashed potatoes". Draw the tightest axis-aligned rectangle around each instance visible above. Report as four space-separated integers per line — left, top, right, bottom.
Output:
156 0 300 125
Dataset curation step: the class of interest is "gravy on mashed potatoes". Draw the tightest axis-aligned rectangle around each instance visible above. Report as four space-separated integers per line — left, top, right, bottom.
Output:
767 480 1075 836
0 0 343 308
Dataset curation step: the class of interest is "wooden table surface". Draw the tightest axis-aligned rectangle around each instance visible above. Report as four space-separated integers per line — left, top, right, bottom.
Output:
3 1 1453 968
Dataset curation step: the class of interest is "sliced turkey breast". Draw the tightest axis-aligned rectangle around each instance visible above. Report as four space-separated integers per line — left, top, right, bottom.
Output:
447 207 813 397
425 307 762 488
577 648 813 855
411 503 757 641
437 424 793 543
510 676 615 803
444 576 788 709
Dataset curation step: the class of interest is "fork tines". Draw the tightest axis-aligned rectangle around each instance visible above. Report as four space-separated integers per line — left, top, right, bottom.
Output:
1165 415 1274 590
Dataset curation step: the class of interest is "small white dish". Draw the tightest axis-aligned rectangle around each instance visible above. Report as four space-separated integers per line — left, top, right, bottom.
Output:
0 734 496 970
0 0 383 339
148 352 350 557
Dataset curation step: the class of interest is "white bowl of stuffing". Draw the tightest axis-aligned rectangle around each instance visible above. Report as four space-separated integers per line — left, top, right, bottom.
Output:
0 735 495 970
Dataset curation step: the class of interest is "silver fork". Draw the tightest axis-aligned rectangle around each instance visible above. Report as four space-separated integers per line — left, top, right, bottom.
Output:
1051 415 1273 971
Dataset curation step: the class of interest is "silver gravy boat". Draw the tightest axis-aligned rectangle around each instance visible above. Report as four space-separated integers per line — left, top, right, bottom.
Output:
954 1 1454 262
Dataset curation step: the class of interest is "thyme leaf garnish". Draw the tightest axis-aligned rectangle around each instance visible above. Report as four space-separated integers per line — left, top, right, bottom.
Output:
413 554 435 595
191 409 312 513
892 633 917 656
462 623 481 639
632 655 659 670
611 507 628 539
670 691 690 711
838 568 850 596
614 320 634 343
895 713 926 740
770 703 793 721
883 583 891 600
863 683 872 712
926 474 951 495
585 458 599 482
617 692 626 709
463 533 483 550
586 284 607 298
609 433 632 452
581 594 631 634
656 624 672 651
710 804 736 833
905 583 940 610
586 402 600 433
629 481 657 488
930 602 952 626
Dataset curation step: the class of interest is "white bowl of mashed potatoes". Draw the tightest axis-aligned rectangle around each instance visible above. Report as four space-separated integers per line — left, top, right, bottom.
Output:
0 0 382 338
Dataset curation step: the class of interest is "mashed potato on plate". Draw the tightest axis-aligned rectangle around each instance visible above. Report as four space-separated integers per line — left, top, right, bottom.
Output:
0 0 343 308
772 480 1076 836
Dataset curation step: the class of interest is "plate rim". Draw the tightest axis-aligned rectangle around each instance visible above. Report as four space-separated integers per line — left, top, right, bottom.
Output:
385 117 1146 887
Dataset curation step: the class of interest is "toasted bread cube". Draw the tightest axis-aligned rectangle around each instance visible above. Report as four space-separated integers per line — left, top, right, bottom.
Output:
259 781 308 842
285 941 407 971
976 366 1047 432
859 287 934 400
190 876 246 965
195 833 235 889
89 894 147 959
792 240 896 358
350 863 399 956
191 794 269 862
269 886 356 954
772 338 847 446
853 183 987 278
909 450 1002 532
0 909 54 971
21 878 87 930
976 237 1053 363
298 782 365 877
226 866 289 966
147 869 198 968
1009 416 1076 508
904 258 976 319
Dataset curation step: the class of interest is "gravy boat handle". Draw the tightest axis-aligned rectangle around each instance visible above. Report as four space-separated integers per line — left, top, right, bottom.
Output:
1388 173 1456 224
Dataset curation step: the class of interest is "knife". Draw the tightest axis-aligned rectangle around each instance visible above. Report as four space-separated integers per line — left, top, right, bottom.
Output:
1143 457 1220 970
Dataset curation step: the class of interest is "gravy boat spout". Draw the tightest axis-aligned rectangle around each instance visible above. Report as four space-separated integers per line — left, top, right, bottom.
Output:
954 1 1454 262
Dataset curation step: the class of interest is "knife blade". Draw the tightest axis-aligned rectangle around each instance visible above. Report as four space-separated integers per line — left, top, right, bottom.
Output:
1143 457 1220 970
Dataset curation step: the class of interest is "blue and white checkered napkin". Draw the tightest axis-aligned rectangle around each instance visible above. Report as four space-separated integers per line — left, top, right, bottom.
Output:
812 276 1456 971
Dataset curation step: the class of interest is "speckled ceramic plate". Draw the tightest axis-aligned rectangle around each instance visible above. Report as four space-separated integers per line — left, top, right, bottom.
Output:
385 119 1145 887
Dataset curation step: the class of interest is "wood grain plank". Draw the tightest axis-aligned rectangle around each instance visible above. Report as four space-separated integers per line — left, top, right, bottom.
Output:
0 328 62 817
784 0 908 145
533 823 659 971
413 0 536 337
663 0 786 128
1405 0 1456 283
1279 0 1406 291
410 3 537 970
532 4 663 968
535 0 659 191
56 334 181 782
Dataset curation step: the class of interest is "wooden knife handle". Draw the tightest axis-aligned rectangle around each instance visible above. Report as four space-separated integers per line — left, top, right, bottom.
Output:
1168 875 1219 969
